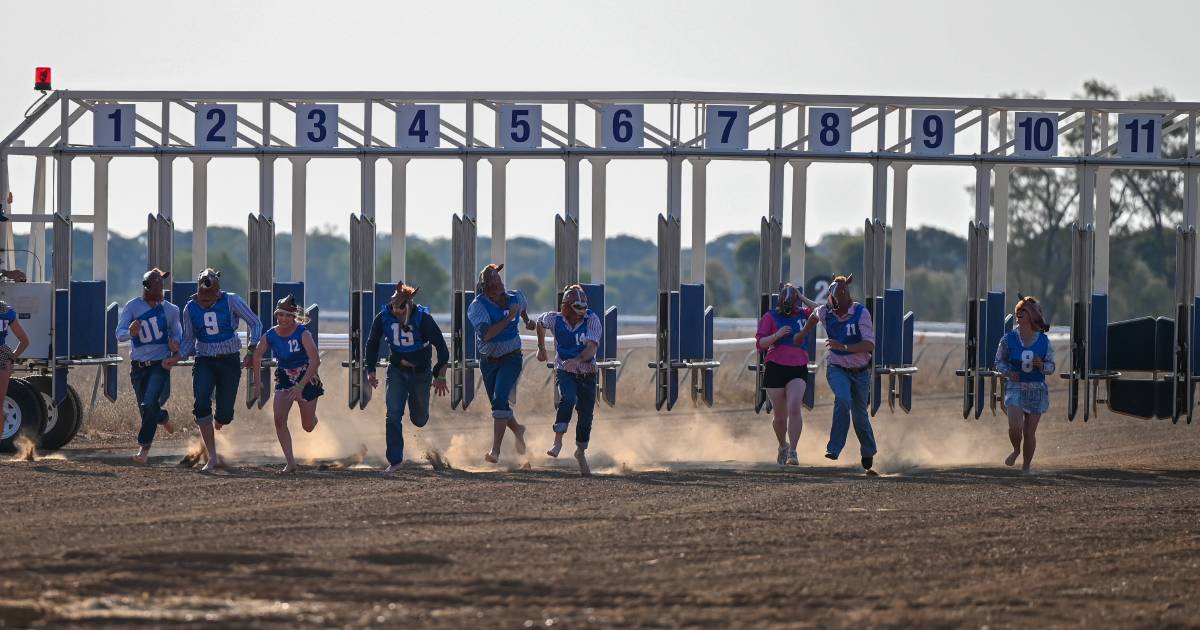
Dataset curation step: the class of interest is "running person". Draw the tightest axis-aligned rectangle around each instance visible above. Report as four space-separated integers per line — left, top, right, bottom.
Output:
535 284 602 477
251 295 322 474
116 268 183 464
796 274 878 474
0 269 30 443
364 282 449 473
755 283 812 466
170 268 262 472
468 263 534 464
995 296 1054 474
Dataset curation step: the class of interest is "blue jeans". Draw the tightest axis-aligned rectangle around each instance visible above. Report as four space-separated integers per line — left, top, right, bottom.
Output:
555 370 596 448
384 365 433 466
826 365 877 458
479 351 523 419
192 354 242 425
131 362 171 446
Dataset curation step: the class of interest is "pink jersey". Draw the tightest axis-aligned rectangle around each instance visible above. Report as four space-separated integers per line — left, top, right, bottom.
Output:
755 310 811 367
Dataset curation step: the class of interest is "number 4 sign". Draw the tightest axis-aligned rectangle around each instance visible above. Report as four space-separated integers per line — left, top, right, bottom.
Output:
397 105 440 149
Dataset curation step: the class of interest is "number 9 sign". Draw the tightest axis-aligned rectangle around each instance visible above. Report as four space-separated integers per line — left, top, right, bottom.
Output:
600 104 644 149
498 105 542 149
807 108 852 153
296 104 339 149
705 106 749 151
910 110 955 156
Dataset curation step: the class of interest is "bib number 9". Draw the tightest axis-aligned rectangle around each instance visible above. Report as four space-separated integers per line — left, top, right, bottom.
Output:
203 311 220 336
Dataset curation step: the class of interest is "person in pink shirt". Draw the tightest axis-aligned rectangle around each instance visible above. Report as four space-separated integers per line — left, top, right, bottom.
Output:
755 284 812 466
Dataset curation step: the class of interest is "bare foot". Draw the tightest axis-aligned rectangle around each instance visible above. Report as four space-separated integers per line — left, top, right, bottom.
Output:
1022 467 1035 476
214 422 223 431
161 419 176 434
383 463 403 474
484 451 499 464
280 463 297 474
547 442 562 458
513 424 527 455
574 448 592 477
1005 450 1020 467
200 460 219 473
132 449 149 465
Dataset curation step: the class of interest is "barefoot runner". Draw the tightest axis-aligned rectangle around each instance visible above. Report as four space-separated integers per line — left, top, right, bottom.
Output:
364 282 449 473
755 283 812 466
117 268 183 464
0 268 31 446
995 296 1055 474
251 295 323 474
468 263 533 464
171 268 262 472
535 284 602 476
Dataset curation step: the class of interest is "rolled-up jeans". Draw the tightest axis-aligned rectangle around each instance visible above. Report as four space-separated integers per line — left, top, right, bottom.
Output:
554 369 597 449
131 361 171 446
479 351 522 419
192 353 242 426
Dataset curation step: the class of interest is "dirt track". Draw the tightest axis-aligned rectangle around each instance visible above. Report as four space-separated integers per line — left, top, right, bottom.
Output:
2 396 1200 628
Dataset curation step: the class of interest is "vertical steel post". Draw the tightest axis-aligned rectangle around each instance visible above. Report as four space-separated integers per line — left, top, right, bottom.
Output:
789 160 810 285
689 158 707 284
490 158 507 267
590 158 608 285
889 163 910 291
190 157 209 276
290 157 309 283
91 156 111 280
389 157 408 282
30 157 46 280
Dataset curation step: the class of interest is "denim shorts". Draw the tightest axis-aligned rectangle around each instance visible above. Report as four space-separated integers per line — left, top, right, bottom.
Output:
1005 381 1050 415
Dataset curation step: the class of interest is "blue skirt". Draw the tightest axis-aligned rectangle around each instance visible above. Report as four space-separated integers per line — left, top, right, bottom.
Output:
1004 382 1050 414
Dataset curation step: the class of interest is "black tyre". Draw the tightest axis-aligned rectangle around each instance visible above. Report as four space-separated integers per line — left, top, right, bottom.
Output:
0 378 49 453
26 375 83 451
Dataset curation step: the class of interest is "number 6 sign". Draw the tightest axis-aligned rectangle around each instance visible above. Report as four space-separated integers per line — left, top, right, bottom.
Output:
600 104 644 148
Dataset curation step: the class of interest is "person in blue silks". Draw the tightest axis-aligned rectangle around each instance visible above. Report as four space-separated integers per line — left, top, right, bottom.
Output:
468 263 534 464
535 284 602 477
172 268 262 472
995 296 1054 474
364 282 449 473
117 268 183 465
251 294 323 474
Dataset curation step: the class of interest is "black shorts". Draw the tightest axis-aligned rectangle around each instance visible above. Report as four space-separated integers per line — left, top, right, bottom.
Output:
275 366 325 402
763 361 808 389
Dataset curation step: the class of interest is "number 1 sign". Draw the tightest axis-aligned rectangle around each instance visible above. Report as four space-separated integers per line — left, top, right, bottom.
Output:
93 104 136 148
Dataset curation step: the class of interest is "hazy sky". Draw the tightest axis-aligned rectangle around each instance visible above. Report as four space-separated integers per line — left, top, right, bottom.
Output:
2 0 1198 248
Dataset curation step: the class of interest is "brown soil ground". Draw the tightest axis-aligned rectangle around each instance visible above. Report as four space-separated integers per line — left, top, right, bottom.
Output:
2 376 1199 628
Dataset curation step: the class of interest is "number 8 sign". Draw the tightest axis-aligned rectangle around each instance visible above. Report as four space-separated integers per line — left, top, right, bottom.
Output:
807 108 852 153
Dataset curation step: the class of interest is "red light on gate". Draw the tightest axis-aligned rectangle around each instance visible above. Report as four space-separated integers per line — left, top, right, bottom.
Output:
34 67 52 91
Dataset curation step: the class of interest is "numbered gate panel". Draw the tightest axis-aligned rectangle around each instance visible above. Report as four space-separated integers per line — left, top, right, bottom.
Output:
0 282 52 360
396 105 440 149
1013 112 1059 157
807 107 853 153
93 104 136 148
498 105 542 149
1116 114 1162 159
598 104 644 149
705 105 750 151
195 104 238 149
910 110 955 156
296 104 339 148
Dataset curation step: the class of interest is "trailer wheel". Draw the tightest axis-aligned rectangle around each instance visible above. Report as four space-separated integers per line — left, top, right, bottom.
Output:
1 379 49 453
25 375 83 451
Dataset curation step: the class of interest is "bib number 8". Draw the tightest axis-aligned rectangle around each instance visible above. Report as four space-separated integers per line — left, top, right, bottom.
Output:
1020 350 1034 373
